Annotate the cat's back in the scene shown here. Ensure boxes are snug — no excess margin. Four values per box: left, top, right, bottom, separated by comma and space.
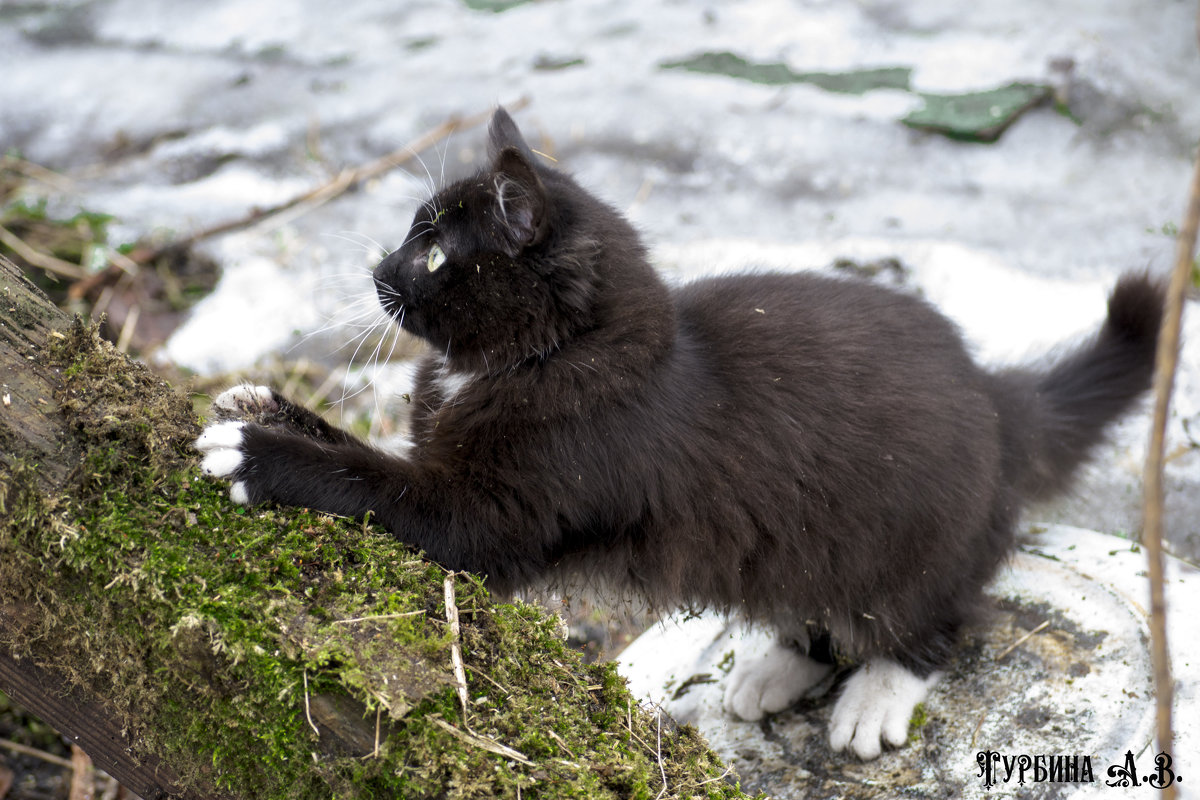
671, 270, 979, 390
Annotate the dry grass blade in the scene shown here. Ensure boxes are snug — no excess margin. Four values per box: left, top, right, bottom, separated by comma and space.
431, 718, 532, 766
331, 610, 425, 625
302, 670, 320, 737
372, 707, 381, 760
114, 304, 140, 354
654, 712, 668, 800
466, 665, 512, 697
695, 765, 735, 787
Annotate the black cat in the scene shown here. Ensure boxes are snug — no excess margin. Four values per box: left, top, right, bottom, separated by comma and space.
197, 108, 1163, 759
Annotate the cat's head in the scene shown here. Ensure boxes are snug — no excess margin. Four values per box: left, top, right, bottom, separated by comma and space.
374, 108, 607, 372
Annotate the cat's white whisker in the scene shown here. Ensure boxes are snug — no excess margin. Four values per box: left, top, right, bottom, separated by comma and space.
293, 300, 388, 345
397, 223, 435, 251
321, 231, 390, 261
402, 149, 442, 214
437, 126, 457, 190
333, 311, 393, 372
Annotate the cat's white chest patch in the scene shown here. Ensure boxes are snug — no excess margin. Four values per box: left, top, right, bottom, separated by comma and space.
430, 363, 476, 405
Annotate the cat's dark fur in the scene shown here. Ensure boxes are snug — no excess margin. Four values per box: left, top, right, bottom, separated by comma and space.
198, 108, 1163, 757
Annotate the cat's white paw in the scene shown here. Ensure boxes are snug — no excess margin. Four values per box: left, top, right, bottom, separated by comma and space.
724, 641, 832, 721
195, 420, 250, 504
212, 384, 278, 416
828, 659, 939, 759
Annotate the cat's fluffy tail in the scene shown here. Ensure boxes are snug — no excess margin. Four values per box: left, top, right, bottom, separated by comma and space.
991, 272, 1166, 502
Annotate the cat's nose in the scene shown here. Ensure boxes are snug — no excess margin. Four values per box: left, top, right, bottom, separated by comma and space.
374, 250, 407, 289
375, 250, 399, 276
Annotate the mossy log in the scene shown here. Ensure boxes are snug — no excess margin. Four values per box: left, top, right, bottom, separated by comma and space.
0, 254, 750, 800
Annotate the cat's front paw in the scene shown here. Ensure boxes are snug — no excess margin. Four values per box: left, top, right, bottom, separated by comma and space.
723, 641, 832, 721
195, 420, 253, 505
211, 384, 280, 418
828, 659, 939, 759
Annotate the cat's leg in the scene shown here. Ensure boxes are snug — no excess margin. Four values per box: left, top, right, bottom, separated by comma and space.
723, 635, 833, 721
194, 419, 536, 592
195, 419, 402, 513
209, 384, 360, 447
828, 658, 940, 759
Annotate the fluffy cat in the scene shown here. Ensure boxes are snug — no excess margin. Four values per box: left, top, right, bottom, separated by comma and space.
196, 108, 1164, 760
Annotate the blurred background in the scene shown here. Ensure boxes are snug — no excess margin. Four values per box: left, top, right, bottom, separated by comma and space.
2, 1, 1198, 796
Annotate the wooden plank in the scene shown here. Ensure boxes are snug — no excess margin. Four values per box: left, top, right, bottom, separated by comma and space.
0, 641, 205, 800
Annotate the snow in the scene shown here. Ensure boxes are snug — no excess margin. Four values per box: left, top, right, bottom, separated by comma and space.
163, 250, 323, 374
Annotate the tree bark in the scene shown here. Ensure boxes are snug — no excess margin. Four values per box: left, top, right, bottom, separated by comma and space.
0, 255, 740, 800
0, 256, 78, 494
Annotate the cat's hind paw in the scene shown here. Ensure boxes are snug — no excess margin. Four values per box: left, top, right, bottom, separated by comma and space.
723, 640, 832, 721
828, 659, 939, 759
195, 420, 251, 504
212, 384, 280, 418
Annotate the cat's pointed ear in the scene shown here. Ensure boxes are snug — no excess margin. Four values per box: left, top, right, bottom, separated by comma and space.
492, 147, 550, 253
488, 107, 537, 162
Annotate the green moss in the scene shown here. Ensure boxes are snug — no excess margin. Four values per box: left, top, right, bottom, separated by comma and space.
907, 703, 929, 745
0, 319, 754, 799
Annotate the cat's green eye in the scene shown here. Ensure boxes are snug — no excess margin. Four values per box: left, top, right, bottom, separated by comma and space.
427, 243, 447, 273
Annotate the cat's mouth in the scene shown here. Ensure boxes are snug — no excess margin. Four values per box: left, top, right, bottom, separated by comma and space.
374, 276, 407, 324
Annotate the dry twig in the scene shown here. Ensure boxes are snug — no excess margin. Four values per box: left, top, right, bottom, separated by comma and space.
52, 100, 530, 306
1138, 13, 1199, 795
0, 736, 74, 769
1140, 143, 1197, 800
138, 98, 530, 264
466, 665, 512, 697
68, 745, 95, 800
1, 153, 74, 192
0, 222, 87, 280
443, 574, 470, 718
